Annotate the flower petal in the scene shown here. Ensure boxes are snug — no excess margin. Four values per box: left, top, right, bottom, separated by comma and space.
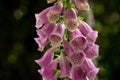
35, 7, 50, 29
59, 53, 71, 78
84, 44, 99, 59
70, 65, 87, 80
35, 47, 54, 67
49, 23, 65, 47
79, 21, 93, 36
74, 0, 90, 10
70, 29, 87, 53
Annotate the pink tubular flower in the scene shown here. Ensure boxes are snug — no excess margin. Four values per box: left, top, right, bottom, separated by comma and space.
47, 0, 56, 3
59, 53, 71, 78
63, 40, 85, 66
73, 0, 90, 10
35, 47, 54, 68
35, 7, 50, 29
79, 20, 93, 36
65, 8, 79, 31
38, 59, 58, 80
86, 31, 98, 43
81, 59, 99, 80
49, 23, 65, 47
84, 44, 99, 59
34, 38, 49, 51
47, 1, 63, 23
69, 52, 85, 66
35, 23, 55, 51
70, 29, 87, 53
70, 65, 87, 80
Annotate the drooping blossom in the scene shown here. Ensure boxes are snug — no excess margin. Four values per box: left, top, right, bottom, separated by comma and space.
49, 23, 65, 47
35, 47, 54, 68
70, 65, 87, 80
35, 23, 55, 51
69, 29, 87, 53
84, 44, 99, 59
73, 0, 90, 10
47, 1, 63, 23
38, 59, 58, 80
79, 20, 93, 36
80, 59, 99, 80
63, 40, 85, 66
65, 8, 79, 32
35, 7, 50, 29
59, 52, 71, 78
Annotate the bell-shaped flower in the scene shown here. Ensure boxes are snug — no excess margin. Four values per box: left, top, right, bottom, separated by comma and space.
63, 39, 85, 66
34, 37, 49, 51
38, 59, 58, 80
70, 65, 87, 80
79, 20, 93, 36
35, 47, 54, 68
35, 23, 55, 51
49, 23, 65, 47
69, 29, 87, 53
73, 0, 90, 10
47, 1, 63, 23
47, 0, 56, 3
86, 31, 98, 44
63, 40, 72, 56
80, 59, 99, 80
69, 51, 85, 66
65, 8, 79, 31
84, 44, 99, 59
37, 23, 55, 37
35, 7, 50, 29
59, 53, 71, 78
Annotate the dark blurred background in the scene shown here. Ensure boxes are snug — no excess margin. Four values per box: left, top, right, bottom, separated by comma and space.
0, 0, 120, 80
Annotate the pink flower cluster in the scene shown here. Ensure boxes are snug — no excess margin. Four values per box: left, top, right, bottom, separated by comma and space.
34, 0, 99, 80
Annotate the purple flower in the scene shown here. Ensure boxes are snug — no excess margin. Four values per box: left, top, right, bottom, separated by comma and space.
84, 44, 99, 59
73, 0, 90, 10
35, 7, 50, 29
34, 38, 49, 51
65, 8, 79, 31
35, 47, 54, 68
70, 29, 87, 53
81, 59, 99, 80
70, 65, 87, 80
79, 20, 93, 36
86, 31, 98, 44
59, 53, 71, 78
35, 23, 55, 51
47, 1, 63, 23
38, 59, 58, 80
49, 23, 65, 47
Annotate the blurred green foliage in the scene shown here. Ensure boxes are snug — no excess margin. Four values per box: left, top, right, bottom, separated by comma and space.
0, 0, 120, 80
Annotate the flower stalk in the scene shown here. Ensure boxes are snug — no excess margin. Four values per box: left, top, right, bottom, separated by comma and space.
34, 0, 99, 80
